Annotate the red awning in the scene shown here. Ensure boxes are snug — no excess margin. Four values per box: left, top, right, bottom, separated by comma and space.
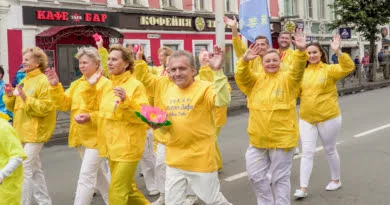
36, 26, 84, 37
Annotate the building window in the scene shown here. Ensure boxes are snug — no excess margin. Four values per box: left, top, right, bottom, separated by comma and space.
308, 0, 313, 18
194, 0, 205, 10
226, 0, 231, 12
162, 0, 175, 7
161, 40, 184, 52
192, 40, 213, 70
318, 0, 326, 19
125, 0, 143, 6
123, 39, 151, 58
284, 0, 298, 16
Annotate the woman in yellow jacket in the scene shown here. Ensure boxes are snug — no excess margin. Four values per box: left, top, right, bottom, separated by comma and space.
235, 30, 308, 205
75, 44, 150, 205
293, 35, 355, 198
45, 46, 110, 204
0, 118, 27, 205
3, 47, 56, 205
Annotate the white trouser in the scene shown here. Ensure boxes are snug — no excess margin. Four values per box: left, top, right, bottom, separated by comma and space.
165, 166, 232, 205
155, 142, 166, 193
246, 145, 294, 205
74, 147, 110, 205
22, 143, 52, 205
140, 129, 158, 192
299, 116, 342, 188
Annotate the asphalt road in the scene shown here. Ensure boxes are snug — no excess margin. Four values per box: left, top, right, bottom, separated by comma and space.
34, 87, 390, 205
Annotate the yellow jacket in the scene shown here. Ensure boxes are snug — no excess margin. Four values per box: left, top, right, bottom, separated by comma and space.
84, 71, 149, 162
163, 71, 231, 172
232, 36, 263, 73
0, 119, 27, 205
134, 60, 174, 144
98, 47, 110, 78
195, 66, 232, 127
49, 76, 110, 149
235, 50, 308, 149
150, 65, 166, 76
279, 48, 295, 72
299, 53, 355, 124
3, 69, 56, 143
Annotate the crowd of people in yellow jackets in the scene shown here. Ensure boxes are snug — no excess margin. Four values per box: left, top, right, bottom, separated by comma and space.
0, 15, 355, 205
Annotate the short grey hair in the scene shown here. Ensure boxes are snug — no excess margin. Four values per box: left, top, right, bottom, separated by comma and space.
75, 46, 101, 68
168, 50, 196, 69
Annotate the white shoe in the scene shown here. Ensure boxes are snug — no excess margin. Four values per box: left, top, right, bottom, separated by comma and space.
184, 195, 199, 205
293, 189, 307, 198
149, 190, 160, 196
325, 181, 342, 191
152, 194, 165, 205
294, 147, 300, 155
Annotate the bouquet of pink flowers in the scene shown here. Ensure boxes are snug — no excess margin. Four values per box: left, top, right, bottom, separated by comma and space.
135, 105, 172, 127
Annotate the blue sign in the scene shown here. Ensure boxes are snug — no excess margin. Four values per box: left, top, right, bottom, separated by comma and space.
339, 27, 351, 39
239, 0, 272, 45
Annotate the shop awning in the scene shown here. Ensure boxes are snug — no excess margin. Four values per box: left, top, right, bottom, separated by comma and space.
36, 26, 82, 37
36, 25, 124, 50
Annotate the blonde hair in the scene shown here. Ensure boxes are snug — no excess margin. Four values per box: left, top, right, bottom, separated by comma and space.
75, 46, 101, 70
109, 44, 135, 73
158, 46, 173, 56
22, 47, 48, 72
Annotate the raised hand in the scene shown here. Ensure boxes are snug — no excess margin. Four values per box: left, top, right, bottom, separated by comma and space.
330, 34, 342, 55
292, 28, 306, 52
74, 114, 91, 124
199, 49, 210, 67
208, 45, 224, 71
45, 67, 59, 86
113, 87, 127, 102
96, 37, 103, 49
87, 69, 103, 85
243, 44, 261, 62
223, 16, 238, 28
136, 44, 144, 61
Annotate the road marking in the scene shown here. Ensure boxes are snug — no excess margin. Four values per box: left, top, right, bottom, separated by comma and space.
353, 123, 390, 138
224, 142, 342, 182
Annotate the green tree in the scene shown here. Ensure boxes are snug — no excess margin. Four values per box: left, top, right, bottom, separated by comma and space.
329, 0, 390, 81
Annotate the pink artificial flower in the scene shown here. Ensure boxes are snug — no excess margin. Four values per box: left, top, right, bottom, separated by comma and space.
141, 105, 167, 124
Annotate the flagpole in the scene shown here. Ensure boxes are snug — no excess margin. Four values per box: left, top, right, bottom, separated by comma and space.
215, 0, 225, 50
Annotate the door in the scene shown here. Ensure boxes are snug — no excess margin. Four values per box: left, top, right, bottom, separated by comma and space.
56, 45, 86, 87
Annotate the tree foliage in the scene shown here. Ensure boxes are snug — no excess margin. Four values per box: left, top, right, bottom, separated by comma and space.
329, 0, 390, 80
329, 0, 390, 39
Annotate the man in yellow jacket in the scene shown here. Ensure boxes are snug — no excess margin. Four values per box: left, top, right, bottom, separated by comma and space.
3, 47, 56, 205
278, 31, 295, 72
134, 46, 232, 204
0, 118, 27, 205
235, 30, 308, 205
224, 16, 270, 73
